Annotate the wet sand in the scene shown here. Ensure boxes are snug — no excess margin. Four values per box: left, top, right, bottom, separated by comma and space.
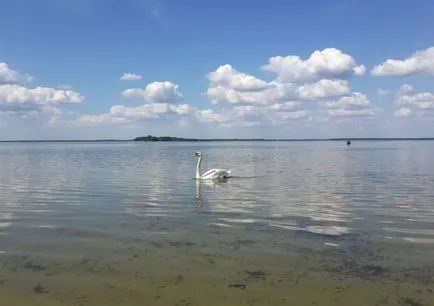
1, 216, 434, 306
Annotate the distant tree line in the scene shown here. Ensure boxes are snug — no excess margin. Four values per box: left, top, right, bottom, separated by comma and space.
133, 135, 199, 142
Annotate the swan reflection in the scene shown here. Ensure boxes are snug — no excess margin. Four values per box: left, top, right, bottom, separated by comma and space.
195, 177, 229, 208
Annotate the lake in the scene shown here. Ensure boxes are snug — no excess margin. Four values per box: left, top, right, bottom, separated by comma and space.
0, 141, 433, 305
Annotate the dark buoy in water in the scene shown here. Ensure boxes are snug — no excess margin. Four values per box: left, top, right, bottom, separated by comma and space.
346, 138, 351, 146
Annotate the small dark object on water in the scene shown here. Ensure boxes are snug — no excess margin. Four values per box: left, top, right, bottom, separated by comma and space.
347, 139, 351, 145
229, 283, 246, 290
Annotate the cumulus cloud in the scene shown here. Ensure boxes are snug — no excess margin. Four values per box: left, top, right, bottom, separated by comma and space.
0, 62, 33, 84
206, 71, 351, 105
121, 81, 183, 103
195, 109, 230, 124
320, 92, 381, 119
261, 48, 366, 83
327, 108, 378, 118
371, 47, 434, 77
395, 84, 434, 111
194, 108, 263, 128
0, 62, 84, 123
270, 110, 311, 125
78, 81, 189, 125
78, 114, 131, 125
203, 47, 369, 127
394, 107, 412, 118
206, 64, 273, 92
110, 103, 191, 118
296, 79, 350, 100
194, 103, 310, 127
0, 84, 83, 105
120, 72, 143, 81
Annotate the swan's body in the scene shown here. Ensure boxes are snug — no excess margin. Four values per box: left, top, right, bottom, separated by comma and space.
194, 152, 231, 180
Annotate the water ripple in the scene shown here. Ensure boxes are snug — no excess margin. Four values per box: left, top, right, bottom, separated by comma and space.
0, 141, 433, 255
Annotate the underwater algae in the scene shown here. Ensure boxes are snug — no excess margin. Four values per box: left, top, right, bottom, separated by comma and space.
1, 233, 434, 306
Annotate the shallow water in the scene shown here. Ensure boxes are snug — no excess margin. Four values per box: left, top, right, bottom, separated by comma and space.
0, 141, 434, 305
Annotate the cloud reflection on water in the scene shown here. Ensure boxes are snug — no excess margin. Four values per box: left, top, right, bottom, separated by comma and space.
0, 141, 434, 244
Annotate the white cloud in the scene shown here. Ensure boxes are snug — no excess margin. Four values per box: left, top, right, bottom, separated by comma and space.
194, 103, 310, 127
0, 62, 84, 125
0, 62, 33, 84
261, 48, 365, 83
194, 108, 262, 128
203, 48, 371, 129
328, 108, 378, 118
270, 110, 311, 125
269, 101, 300, 111
121, 81, 183, 103
320, 92, 381, 119
206, 72, 351, 105
206, 64, 273, 91
395, 107, 412, 118
377, 88, 390, 96
395, 84, 434, 110
78, 114, 131, 125
110, 103, 191, 118
323, 92, 370, 109
391, 84, 434, 120
371, 46, 434, 77
296, 79, 350, 100
397, 84, 414, 95
78, 81, 189, 125
195, 109, 230, 124
120, 72, 143, 81
0, 84, 83, 105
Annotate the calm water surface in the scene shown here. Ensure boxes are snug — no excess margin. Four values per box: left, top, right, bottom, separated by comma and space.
0, 141, 434, 305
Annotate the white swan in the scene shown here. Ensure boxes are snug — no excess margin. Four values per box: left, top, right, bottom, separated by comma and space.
194, 152, 231, 180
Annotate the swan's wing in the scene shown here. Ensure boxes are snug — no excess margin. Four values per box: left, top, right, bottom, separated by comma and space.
202, 168, 231, 178
201, 168, 219, 178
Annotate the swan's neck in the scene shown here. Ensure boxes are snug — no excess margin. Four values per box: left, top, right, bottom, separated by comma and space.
195, 155, 203, 179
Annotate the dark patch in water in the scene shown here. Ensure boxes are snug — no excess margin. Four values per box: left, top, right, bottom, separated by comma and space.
33, 283, 48, 294
23, 262, 46, 271
175, 275, 184, 284
237, 239, 254, 245
149, 242, 163, 248
327, 259, 389, 281
244, 270, 267, 280
220, 239, 254, 251
400, 297, 424, 306
402, 266, 434, 284
175, 298, 191, 306
229, 283, 246, 290
169, 241, 196, 248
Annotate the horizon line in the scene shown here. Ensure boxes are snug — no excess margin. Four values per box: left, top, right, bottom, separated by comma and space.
1, 137, 434, 143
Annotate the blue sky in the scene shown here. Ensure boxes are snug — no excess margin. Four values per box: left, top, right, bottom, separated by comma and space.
1, 0, 434, 140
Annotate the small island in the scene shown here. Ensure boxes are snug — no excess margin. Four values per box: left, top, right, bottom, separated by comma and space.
132, 135, 273, 142
133, 135, 199, 142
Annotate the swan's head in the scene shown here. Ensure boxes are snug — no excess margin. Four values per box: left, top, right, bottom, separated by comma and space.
193, 152, 203, 157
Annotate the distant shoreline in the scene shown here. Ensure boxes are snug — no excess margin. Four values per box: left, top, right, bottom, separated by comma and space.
1, 137, 434, 143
